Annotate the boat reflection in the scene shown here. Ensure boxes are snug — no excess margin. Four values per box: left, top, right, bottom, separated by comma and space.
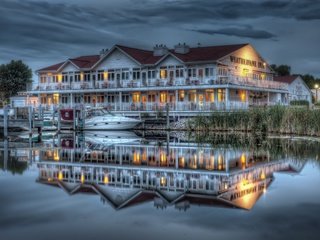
36, 132, 305, 211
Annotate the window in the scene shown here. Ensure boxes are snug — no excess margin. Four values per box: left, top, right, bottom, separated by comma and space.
188, 91, 196, 102
133, 69, 140, 80
122, 71, 129, 80
40, 76, 46, 83
40, 96, 47, 104
217, 89, 225, 102
205, 90, 214, 102
75, 72, 81, 82
107, 95, 115, 103
205, 68, 214, 77
122, 94, 130, 102
148, 70, 156, 79
178, 90, 185, 102
61, 95, 68, 104
160, 69, 167, 79
53, 94, 59, 104
132, 93, 140, 102
176, 68, 184, 78
188, 68, 196, 78
96, 95, 104, 103
84, 71, 91, 82
160, 92, 167, 103
52, 75, 58, 83
97, 70, 104, 81
74, 95, 81, 103
62, 73, 68, 83
84, 95, 91, 103
148, 93, 156, 102
108, 70, 115, 80
218, 68, 228, 76
198, 69, 203, 77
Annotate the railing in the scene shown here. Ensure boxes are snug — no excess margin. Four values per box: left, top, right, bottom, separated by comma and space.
33, 76, 288, 92
40, 101, 252, 112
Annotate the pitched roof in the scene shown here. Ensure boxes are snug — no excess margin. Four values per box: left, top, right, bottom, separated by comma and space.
37, 43, 249, 71
69, 55, 100, 69
37, 55, 100, 72
171, 43, 248, 63
116, 45, 162, 64
38, 61, 65, 72
274, 75, 299, 84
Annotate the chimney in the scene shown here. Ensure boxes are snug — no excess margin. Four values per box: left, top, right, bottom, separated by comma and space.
99, 48, 108, 58
174, 42, 190, 54
153, 44, 168, 56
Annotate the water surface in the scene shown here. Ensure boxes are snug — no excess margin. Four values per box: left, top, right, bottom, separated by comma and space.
1, 132, 320, 240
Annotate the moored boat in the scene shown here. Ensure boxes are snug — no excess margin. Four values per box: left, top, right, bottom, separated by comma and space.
60, 108, 141, 130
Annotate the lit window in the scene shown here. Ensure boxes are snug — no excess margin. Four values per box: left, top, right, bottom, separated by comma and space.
160, 69, 167, 79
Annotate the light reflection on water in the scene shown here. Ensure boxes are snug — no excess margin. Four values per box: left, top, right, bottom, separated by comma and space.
0, 131, 320, 240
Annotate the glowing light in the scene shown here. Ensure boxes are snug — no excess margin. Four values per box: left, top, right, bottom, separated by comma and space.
133, 151, 141, 164
160, 177, 166, 186
104, 175, 109, 184
241, 153, 246, 164
53, 149, 59, 161
160, 69, 167, 79
263, 187, 267, 193
179, 156, 185, 168
57, 74, 62, 82
81, 172, 85, 183
58, 171, 63, 180
103, 71, 108, 80
260, 171, 266, 180
80, 72, 84, 81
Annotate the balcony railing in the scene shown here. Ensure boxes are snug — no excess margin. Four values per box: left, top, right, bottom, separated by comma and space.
39, 101, 253, 112
33, 76, 288, 92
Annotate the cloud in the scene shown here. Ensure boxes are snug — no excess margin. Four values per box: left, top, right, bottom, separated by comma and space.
0, 0, 319, 77
192, 27, 276, 39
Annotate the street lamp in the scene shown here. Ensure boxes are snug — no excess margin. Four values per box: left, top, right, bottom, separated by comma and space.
315, 84, 319, 102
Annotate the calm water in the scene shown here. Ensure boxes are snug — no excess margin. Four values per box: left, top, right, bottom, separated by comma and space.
1, 131, 320, 240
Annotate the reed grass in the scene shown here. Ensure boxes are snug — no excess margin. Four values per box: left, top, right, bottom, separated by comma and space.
189, 106, 320, 136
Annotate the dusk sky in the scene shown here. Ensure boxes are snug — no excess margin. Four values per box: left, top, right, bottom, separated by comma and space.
1, 0, 320, 80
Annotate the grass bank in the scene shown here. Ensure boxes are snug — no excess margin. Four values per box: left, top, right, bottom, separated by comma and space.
188, 106, 320, 136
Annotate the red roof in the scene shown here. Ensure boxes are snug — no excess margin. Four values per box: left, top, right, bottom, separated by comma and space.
116, 45, 162, 64
69, 55, 100, 69
38, 61, 65, 72
37, 43, 249, 71
274, 75, 299, 84
171, 43, 248, 62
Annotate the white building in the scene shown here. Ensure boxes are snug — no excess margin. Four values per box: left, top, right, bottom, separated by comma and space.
274, 75, 312, 104
27, 43, 289, 116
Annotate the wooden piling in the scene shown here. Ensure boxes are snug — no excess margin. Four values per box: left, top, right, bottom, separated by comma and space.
166, 103, 170, 130
28, 106, 33, 136
58, 107, 61, 133
3, 106, 8, 140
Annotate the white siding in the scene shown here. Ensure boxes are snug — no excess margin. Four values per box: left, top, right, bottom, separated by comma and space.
60, 62, 78, 72
288, 77, 312, 103
94, 49, 140, 70
157, 55, 182, 67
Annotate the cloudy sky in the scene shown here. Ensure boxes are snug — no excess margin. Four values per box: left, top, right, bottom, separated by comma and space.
1, 0, 320, 79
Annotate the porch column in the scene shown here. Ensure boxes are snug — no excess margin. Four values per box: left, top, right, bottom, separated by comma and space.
267, 92, 270, 106
225, 88, 230, 110
119, 92, 122, 111
70, 93, 73, 108
175, 90, 178, 111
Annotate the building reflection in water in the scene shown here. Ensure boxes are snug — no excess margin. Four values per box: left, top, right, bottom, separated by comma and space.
36, 131, 304, 211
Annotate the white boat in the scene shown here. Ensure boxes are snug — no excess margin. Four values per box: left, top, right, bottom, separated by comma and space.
84, 131, 142, 147
84, 108, 141, 130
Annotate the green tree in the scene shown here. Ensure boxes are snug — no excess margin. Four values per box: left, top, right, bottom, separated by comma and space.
270, 64, 291, 76
0, 60, 32, 103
